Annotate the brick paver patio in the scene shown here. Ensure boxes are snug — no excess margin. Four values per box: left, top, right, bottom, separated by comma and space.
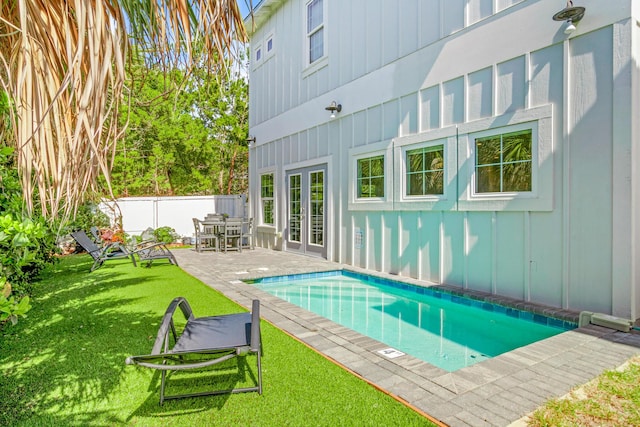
173, 248, 640, 427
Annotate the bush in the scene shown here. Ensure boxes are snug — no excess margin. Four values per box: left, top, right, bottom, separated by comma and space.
0, 278, 31, 326
153, 226, 179, 244
0, 214, 55, 295
0, 146, 57, 328
65, 201, 110, 234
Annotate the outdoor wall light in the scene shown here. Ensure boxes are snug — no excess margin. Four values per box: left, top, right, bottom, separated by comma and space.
325, 101, 342, 118
552, 1, 585, 35
246, 135, 256, 145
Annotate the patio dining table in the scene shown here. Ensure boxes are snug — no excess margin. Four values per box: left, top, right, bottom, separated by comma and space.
195, 216, 253, 253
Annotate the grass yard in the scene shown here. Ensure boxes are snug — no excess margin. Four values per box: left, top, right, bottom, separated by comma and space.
528, 356, 640, 427
0, 254, 434, 426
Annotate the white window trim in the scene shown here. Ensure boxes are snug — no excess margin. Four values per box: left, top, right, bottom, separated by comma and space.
251, 42, 263, 70
393, 134, 458, 211
264, 31, 275, 61
302, 0, 328, 77
259, 169, 277, 226
306, 168, 326, 248
457, 104, 554, 211
251, 30, 275, 71
348, 141, 394, 211
470, 123, 537, 197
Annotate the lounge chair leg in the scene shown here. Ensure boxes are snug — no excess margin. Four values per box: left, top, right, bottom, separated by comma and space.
257, 350, 262, 394
91, 260, 103, 272
159, 370, 167, 405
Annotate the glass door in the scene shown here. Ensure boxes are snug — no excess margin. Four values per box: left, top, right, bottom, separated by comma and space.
286, 164, 327, 258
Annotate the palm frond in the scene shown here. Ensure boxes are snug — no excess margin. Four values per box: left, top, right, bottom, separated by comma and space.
0, 0, 247, 226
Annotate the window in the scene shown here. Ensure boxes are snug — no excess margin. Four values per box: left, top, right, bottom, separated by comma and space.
288, 174, 301, 242
260, 173, 274, 225
309, 170, 324, 245
255, 47, 262, 62
475, 129, 532, 193
406, 145, 444, 196
267, 37, 273, 53
357, 156, 385, 198
459, 106, 552, 211
306, 0, 324, 64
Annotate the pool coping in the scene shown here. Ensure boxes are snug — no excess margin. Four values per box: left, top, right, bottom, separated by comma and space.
173, 248, 640, 427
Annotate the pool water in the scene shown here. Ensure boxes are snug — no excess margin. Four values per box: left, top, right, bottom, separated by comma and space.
250, 271, 576, 372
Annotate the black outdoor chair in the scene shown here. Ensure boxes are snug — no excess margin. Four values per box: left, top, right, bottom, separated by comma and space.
126, 297, 262, 405
89, 226, 103, 245
71, 230, 137, 271
127, 237, 179, 268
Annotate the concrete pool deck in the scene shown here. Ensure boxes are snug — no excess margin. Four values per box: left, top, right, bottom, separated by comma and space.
173, 248, 640, 427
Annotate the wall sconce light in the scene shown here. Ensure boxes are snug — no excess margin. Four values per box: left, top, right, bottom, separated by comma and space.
552, 1, 585, 35
325, 101, 342, 118
246, 135, 256, 145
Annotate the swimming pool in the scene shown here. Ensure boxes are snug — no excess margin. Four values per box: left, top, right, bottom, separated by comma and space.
249, 270, 576, 372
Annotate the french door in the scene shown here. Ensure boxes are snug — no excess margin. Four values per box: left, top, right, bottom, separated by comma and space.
285, 165, 327, 258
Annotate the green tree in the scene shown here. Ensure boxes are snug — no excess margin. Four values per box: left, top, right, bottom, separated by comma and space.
0, 0, 247, 223
110, 62, 249, 197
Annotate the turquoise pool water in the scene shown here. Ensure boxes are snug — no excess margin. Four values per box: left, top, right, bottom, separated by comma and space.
249, 270, 576, 372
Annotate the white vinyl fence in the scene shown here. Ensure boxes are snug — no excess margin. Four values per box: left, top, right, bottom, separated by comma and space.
99, 195, 247, 239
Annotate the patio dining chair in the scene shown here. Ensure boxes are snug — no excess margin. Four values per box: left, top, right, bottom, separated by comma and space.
192, 218, 221, 252
125, 297, 262, 405
71, 230, 137, 271
241, 218, 254, 250
222, 217, 244, 253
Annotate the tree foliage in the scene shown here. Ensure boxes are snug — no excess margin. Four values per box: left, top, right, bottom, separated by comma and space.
0, 0, 247, 224
109, 62, 249, 197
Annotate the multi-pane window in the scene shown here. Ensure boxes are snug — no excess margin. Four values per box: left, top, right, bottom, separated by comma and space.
475, 129, 532, 193
306, 0, 324, 64
260, 173, 274, 225
309, 171, 324, 245
406, 145, 444, 196
288, 174, 301, 242
357, 156, 385, 198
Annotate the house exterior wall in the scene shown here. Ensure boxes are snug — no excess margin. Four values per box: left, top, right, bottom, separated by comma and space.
246, 0, 640, 319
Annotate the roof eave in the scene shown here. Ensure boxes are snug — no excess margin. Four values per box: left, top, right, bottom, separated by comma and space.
243, 0, 287, 36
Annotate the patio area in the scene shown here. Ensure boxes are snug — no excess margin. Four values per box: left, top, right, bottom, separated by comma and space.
173, 248, 640, 427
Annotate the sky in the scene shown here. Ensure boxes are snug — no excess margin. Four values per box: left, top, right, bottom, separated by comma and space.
237, 0, 253, 19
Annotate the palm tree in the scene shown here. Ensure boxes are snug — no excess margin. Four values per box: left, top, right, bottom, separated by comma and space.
0, 0, 247, 225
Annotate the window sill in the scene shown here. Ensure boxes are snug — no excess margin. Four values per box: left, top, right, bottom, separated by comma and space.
256, 225, 277, 234
302, 56, 328, 79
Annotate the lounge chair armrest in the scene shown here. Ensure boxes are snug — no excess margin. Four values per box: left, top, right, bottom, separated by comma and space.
151, 297, 194, 354
126, 352, 237, 371
133, 242, 167, 253
250, 300, 261, 353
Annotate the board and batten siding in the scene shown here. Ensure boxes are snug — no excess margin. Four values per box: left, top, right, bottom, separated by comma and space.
247, 0, 640, 319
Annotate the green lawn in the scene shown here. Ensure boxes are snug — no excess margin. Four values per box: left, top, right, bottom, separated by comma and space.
0, 254, 434, 426
528, 356, 640, 426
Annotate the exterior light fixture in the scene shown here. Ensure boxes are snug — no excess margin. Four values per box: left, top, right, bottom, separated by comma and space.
325, 101, 342, 118
552, 1, 585, 35
246, 135, 256, 145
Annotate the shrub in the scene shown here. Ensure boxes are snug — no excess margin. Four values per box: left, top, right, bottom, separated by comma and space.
0, 278, 31, 326
153, 226, 179, 244
0, 146, 57, 328
66, 202, 110, 234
